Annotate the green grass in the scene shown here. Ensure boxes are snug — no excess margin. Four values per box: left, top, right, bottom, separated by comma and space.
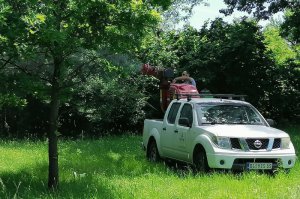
0, 125, 300, 199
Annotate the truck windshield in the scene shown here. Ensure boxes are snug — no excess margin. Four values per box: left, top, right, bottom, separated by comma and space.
196, 103, 265, 125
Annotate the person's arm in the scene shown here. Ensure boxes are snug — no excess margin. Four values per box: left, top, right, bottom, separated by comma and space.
173, 76, 189, 83
173, 76, 196, 86
190, 78, 196, 87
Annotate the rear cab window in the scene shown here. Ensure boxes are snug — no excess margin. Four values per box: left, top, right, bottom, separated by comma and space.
167, 102, 181, 124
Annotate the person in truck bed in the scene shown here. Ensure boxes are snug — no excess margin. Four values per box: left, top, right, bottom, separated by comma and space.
172, 71, 196, 87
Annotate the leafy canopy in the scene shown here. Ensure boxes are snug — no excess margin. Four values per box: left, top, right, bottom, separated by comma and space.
221, 0, 299, 19
2, 0, 165, 57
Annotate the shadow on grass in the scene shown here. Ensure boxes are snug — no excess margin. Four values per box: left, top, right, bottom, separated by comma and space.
162, 159, 195, 177
0, 136, 165, 198
0, 160, 145, 199
1, 134, 296, 198
161, 158, 287, 180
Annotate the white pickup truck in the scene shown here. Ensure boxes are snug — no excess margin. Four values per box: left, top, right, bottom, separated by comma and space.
142, 96, 296, 172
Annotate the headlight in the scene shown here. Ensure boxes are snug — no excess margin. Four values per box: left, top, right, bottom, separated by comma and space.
281, 137, 291, 149
212, 136, 231, 149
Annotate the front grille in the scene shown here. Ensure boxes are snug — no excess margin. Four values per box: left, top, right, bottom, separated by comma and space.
229, 138, 282, 151
246, 138, 269, 150
272, 138, 281, 149
230, 138, 242, 149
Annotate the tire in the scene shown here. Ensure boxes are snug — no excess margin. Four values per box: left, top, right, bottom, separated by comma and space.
193, 147, 209, 173
147, 140, 160, 162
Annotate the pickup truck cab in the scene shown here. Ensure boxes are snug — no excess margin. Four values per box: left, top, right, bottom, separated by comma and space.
142, 96, 296, 172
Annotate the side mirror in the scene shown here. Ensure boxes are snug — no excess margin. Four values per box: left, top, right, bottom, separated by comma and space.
266, 119, 275, 127
179, 117, 191, 128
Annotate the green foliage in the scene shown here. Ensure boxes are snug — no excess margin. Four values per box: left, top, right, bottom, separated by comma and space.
2, 0, 166, 53
221, 0, 299, 19
160, 0, 205, 29
139, 31, 180, 68
73, 69, 150, 134
140, 17, 299, 122
261, 62, 300, 121
0, 68, 52, 137
0, 0, 172, 139
264, 25, 296, 65
0, 0, 10, 43
280, 7, 300, 66
281, 8, 300, 44
262, 10, 300, 121
0, 94, 26, 109
222, 0, 300, 67
167, 19, 273, 97
1, 0, 299, 137
0, 72, 28, 109
0, 126, 300, 198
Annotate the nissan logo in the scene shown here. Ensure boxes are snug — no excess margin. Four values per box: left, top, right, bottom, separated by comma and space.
254, 140, 262, 149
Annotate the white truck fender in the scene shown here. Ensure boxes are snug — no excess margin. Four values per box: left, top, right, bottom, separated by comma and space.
192, 134, 215, 158
147, 128, 162, 154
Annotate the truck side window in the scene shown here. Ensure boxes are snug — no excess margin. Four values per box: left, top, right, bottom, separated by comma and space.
167, 103, 181, 124
180, 104, 193, 125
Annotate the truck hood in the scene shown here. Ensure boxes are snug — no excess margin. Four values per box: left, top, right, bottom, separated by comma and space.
200, 125, 288, 138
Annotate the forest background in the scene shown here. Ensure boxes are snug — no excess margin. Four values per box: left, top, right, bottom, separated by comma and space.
0, 0, 299, 138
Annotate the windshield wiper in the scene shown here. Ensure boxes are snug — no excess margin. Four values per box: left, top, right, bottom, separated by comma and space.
202, 121, 226, 125
225, 121, 264, 125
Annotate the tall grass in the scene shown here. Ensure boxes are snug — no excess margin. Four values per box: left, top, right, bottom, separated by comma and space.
0, 125, 299, 199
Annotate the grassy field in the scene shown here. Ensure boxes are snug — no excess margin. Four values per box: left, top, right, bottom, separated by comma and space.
0, 125, 299, 199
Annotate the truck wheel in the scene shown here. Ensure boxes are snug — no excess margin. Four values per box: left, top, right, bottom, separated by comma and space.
147, 140, 160, 162
193, 148, 209, 173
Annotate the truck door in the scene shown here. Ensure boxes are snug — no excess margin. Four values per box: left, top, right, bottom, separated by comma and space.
174, 103, 193, 161
161, 102, 181, 158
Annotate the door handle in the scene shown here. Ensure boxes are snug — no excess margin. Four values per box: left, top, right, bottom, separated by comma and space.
163, 127, 166, 131
174, 130, 178, 133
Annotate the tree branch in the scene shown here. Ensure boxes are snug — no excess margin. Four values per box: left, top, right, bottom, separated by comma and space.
0, 58, 50, 82
0, 57, 13, 70
60, 57, 99, 89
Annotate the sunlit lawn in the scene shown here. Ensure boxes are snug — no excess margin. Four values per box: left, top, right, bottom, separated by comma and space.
0, 125, 299, 199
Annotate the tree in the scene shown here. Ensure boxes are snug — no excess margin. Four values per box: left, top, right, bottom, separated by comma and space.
222, 0, 300, 55
0, 0, 170, 189
140, 18, 288, 117
179, 19, 275, 102
264, 25, 296, 65
280, 7, 300, 65
221, 0, 299, 19
222, 0, 300, 121
71, 53, 150, 135
160, 0, 206, 29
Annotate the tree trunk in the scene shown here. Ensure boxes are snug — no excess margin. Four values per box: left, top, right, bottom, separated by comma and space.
48, 57, 61, 190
